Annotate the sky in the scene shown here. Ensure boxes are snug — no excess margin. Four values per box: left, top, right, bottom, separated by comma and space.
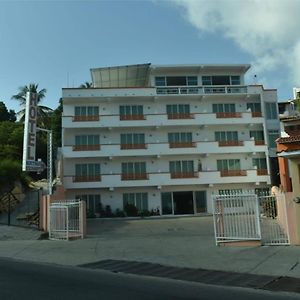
0, 0, 299, 114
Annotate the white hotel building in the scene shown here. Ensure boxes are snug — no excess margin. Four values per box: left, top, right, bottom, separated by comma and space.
61, 63, 280, 215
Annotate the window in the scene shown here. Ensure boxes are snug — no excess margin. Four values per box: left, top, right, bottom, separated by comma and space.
161, 192, 172, 215
218, 189, 243, 195
215, 131, 241, 146
231, 76, 241, 85
250, 130, 264, 145
155, 77, 166, 86
247, 102, 262, 117
187, 76, 198, 86
76, 194, 101, 215
155, 76, 198, 86
123, 193, 148, 211
120, 105, 144, 120
202, 76, 240, 86
166, 104, 192, 119
265, 102, 278, 119
168, 132, 194, 148
169, 160, 195, 178
217, 159, 245, 176
74, 106, 99, 121
74, 135, 100, 151
120, 133, 146, 149
121, 162, 147, 180
195, 191, 207, 213
253, 158, 267, 175
74, 163, 101, 182
212, 103, 235, 113
268, 130, 279, 148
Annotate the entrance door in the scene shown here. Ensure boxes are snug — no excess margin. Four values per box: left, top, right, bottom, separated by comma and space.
195, 191, 207, 213
173, 191, 194, 214
161, 192, 173, 215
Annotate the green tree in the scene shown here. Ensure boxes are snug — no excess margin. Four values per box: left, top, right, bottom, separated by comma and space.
50, 98, 62, 148
11, 83, 53, 124
79, 82, 93, 88
0, 101, 16, 122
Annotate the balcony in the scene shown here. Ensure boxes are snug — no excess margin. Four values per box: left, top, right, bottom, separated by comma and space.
167, 113, 194, 119
215, 112, 242, 118
120, 115, 145, 121
63, 139, 267, 158
63, 111, 263, 129
169, 142, 196, 148
73, 115, 99, 122
120, 143, 147, 150
251, 112, 262, 118
257, 169, 268, 176
170, 172, 199, 179
220, 170, 247, 177
254, 140, 265, 146
72, 144, 100, 151
73, 175, 101, 182
218, 141, 244, 147
121, 173, 149, 180
156, 85, 248, 95
63, 169, 270, 189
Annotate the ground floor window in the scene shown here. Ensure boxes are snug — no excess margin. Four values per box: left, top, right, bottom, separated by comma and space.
123, 193, 148, 212
75, 194, 101, 215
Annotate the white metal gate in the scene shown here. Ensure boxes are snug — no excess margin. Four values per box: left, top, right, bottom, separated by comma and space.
212, 192, 290, 246
49, 201, 84, 241
212, 193, 261, 245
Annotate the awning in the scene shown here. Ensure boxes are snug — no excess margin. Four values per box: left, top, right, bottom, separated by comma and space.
90, 63, 151, 88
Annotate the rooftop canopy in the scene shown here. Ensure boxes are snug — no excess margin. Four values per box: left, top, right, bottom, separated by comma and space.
91, 63, 151, 88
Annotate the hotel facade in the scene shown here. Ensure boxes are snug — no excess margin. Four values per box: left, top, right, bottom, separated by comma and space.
61, 64, 280, 215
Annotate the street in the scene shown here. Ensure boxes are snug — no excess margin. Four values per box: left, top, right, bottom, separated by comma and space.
0, 257, 299, 300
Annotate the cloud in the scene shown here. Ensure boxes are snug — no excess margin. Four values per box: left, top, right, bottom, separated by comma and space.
173, 0, 300, 87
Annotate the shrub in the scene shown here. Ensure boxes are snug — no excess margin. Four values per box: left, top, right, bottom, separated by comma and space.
124, 204, 138, 217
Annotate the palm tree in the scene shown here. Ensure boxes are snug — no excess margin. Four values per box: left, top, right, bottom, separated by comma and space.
79, 82, 93, 88
11, 83, 53, 124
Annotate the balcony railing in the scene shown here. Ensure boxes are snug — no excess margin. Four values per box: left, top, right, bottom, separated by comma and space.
120, 143, 147, 150
254, 140, 265, 146
120, 114, 145, 121
218, 141, 244, 147
257, 169, 268, 176
170, 172, 199, 179
220, 170, 247, 177
72, 144, 100, 151
251, 111, 262, 118
73, 175, 101, 182
167, 113, 195, 119
121, 173, 149, 180
156, 85, 248, 95
216, 112, 242, 118
169, 142, 196, 148
72, 115, 99, 122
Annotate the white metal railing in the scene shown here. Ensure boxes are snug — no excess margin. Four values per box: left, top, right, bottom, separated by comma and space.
156, 85, 247, 95
49, 201, 84, 241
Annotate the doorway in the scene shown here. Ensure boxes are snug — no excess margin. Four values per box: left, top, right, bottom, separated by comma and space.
173, 191, 194, 214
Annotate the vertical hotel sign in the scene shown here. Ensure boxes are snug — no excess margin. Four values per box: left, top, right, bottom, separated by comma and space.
22, 92, 37, 171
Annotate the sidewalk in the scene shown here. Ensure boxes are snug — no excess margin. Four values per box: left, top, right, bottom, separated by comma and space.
0, 217, 300, 279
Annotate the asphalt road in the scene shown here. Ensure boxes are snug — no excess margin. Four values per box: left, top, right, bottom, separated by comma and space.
0, 258, 299, 300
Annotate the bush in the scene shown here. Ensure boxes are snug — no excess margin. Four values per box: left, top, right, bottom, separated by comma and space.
124, 204, 138, 217
115, 209, 126, 217
138, 210, 151, 217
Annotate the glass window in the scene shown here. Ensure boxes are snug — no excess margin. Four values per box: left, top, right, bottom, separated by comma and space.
120, 105, 143, 116
265, 102, 278, 119
231, 76, 240, 85
253, 158, 267, 169
268, 130, 279, 148
123, 193, 148, 211
215, 131, 238, 141
213, 103, 235, 113
247, 102, 261, 112
195, 191, 207, 213
202, 76, 212, 85
155, 77, 166, 86
187, 76, 198, 86
161, 192, 172, 215
212, 76, 230, 85
166, 76, 187, 86
217, 159, 240, 170
250, 130, 264, 141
